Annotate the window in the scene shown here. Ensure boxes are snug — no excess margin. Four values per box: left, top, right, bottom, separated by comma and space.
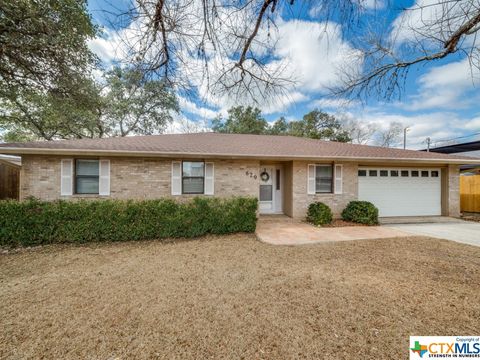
380, 170, 388, 177
182, 161, 204, 194
401, 170, 409, 177
276, 169, 281, 190
431, 170, 439, 177
390, 170, 399, 177
369, 170, 378, 177
75, 159, 99, 194
411, 170, 419, 177
358, 170, 367, 177
260, 185, 272, 201
316, 165, 333, 193
421, 170, 429, 177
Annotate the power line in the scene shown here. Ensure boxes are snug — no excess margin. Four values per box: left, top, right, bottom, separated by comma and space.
434, 131, 480, 145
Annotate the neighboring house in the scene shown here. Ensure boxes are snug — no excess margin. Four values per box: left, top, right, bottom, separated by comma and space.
425, 140, 480, 213
0, 155, 21, 200
424, 140, 480, 175
0, 133, 477, 218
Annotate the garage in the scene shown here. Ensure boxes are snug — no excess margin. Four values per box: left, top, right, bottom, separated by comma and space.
358, 167, 442, 217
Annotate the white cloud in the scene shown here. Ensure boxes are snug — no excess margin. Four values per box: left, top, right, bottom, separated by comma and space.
309, 0, 383, 17
356, 0, 384, 10
196, 20, 360, 113
390, 0, 478, 46
165, 114, 210, 134
178, 97, 218, 119
311, 97, 359, 110
262, 91, 309, 115
88, 11, 360, 116
464, 117, 480, 131
353, 110, 473, 149
406, 58, 479, 111
274, 20, 361, 92
88, 28, 128, 64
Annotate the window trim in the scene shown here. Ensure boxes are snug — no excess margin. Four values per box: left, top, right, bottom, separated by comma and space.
181, 160, 205, 195
315, 164, 334, 194
74, 159, 100, 195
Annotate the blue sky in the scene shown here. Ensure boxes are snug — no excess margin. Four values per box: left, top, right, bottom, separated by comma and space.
87, 0, 480, 149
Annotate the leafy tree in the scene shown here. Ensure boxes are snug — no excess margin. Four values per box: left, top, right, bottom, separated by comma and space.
0, 0, 97, 97
212, 106, 268, 135
102, 67, 179, 137
0, 67, 179, 141
0, 0, 102, 141
269, 117, 289, 135
213, 107, 351, 142
0, 77, 103, 140
288, 110, 351, 142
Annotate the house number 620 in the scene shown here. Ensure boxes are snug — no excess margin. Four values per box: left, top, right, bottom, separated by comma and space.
245, 171, 257, 179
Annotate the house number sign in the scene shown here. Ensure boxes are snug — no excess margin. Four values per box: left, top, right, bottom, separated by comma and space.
245, 171, 257, 179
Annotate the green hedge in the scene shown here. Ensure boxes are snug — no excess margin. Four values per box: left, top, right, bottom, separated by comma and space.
0, 197, 258, 247
341, 201, 379, 225
306, 201, 333, 226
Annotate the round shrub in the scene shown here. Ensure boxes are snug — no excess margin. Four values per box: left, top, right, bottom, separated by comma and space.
307, 202, 333, 226
341, 201, 379, 225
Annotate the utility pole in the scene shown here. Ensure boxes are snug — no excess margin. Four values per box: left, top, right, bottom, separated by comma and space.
403, 127, 410, 149
426, 137, 431, 152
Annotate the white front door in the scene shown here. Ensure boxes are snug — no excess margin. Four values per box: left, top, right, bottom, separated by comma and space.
259, 166, 283, 214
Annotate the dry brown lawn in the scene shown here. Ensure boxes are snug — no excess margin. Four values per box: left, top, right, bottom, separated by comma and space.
1, 235, 480, 359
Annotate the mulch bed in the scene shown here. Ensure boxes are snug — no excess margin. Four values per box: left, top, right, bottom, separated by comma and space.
321, 219, 370, 227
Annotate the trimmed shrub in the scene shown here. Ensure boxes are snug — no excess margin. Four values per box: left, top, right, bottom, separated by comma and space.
341, 201, 379, 225
0, 197, 258, 247
306, 201, 333, 226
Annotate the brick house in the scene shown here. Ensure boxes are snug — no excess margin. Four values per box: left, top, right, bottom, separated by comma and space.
0, 133, 477, 218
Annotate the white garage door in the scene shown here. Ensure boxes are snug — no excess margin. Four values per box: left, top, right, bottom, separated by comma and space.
358, 168, 442, 217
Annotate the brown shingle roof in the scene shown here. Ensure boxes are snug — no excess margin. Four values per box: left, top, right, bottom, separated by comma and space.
0, 133, 476, 163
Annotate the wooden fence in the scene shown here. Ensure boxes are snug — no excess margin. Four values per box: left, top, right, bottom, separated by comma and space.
460, 175, 480, 213
0, 162, 20, 200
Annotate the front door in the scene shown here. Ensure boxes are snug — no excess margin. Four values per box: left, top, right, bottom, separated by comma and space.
259, 166, 282, 214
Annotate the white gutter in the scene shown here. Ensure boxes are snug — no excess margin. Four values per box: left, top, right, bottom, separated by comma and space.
0, 147, 478, 164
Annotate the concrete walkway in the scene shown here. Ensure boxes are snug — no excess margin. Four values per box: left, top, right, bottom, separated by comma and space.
387, 221, 480, 247
256, 215, 410, 245
379, 216, 463, 225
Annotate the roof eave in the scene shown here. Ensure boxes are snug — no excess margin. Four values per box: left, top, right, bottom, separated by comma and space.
0, 147, 477, 164
0, 158, 21, 168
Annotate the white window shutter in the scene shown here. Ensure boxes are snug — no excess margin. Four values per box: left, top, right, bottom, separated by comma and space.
334, 164, 343, 194
60, 159, 73, 196
307, 164, 316, 195
171, 161, 182, 195
99, 160, 111, 196
204, 162, 214, 195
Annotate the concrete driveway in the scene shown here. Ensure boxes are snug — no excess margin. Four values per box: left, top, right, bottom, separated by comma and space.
386, 221, 480, 247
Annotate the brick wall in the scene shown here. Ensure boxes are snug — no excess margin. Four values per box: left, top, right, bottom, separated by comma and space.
447, 164, 460, 217
20, 155, 260, 201
19, 155, 461, 219
291, 161, 358, 219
